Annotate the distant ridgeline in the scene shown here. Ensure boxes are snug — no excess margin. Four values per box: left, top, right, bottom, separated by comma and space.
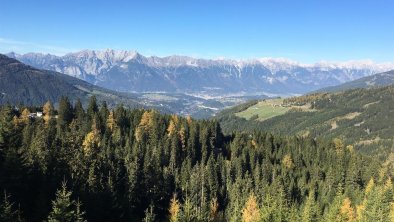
0, 54, 142, 109
217, 85, 394, 162
0, 96, 393, 221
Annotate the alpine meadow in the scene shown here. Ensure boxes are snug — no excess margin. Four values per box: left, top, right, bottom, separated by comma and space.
1, 1, 394, 222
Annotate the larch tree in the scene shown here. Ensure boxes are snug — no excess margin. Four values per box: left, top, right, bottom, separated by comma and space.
339, 197, 355, 222
242, 194, 260, 222
169, 194, 180, 222
20, 108, 30, 124
106, 111, 116, 132
43, 101, 54, 126
135, 110, 155, 142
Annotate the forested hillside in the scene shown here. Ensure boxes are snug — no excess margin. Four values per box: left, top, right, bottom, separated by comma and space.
1, 96, 393, 221
217, 86, 394, 162
0, 54, 141, 108
316, 70, 394, 93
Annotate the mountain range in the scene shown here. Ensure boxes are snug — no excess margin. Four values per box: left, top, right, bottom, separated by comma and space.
7, 49, 394, 96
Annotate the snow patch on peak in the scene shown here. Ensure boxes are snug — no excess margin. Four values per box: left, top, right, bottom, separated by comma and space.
65, 49, 139, 63
313, 60, 394, 73
256, 57, 300, 74
258, 57, 300, 66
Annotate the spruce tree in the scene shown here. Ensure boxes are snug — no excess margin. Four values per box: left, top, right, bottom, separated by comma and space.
47, 182, 85, 222
143, 204, 156, 222
0, 191, 23, 222
57, 96, 73, 131
87, 96, 98, 120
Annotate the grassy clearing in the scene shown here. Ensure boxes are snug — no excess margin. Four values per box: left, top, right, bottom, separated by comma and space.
235, 98, 314, 121
235, 99, 289, 121
141, 93, 178, 101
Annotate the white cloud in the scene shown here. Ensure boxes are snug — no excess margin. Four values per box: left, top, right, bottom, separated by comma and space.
0, 37, 78, 55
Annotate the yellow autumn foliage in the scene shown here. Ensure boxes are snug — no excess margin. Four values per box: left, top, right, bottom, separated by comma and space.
168, 195, 180, 222
385, 178, 393, 191
251, 140, 257, 149
333, 138, 344, 154
12, 115, 19, 126
356, 202, 366, 222
186, 115, 192, 125
43, 101, 53, 125
346, 145, 354, 153
340, 198, 355, 222
179, 126, 186, 150
135, 110, 156, 141
82, 119, 101, 156
13, 108, 31, 126
107, 111, 115, 131
282, 154, 294, 169
209, 197, 219, 221
365, 178, 375, 195
242, 194, 260, 222
167, 120, 176, 136
21, 108, 30, 123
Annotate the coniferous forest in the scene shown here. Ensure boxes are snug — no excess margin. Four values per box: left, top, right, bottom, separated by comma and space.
0, 96, 393, 222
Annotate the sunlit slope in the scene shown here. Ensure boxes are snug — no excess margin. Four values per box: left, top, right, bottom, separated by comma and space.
235, 98, 314, 121
217, 86, 394, 161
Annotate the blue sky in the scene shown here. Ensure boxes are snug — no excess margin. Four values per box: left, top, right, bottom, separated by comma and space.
0, 0, 393, 63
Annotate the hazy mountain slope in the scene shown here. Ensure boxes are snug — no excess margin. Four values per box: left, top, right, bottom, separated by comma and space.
0, 54, 267, 118
316, 70, 394, 93
217, 86, 394, 160
8, 50, 394, 96
0, 54, 141, 107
